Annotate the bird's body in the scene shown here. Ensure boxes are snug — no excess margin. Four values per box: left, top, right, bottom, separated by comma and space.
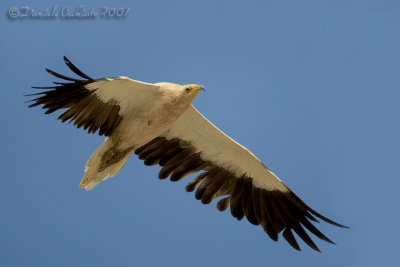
81, 79, 194, 189
28, 57, 347, 251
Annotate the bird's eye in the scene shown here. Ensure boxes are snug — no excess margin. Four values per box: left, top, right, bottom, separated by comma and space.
185, 88, 190, 92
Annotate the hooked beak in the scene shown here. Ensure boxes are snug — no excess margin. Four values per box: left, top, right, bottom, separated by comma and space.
198, 85, 205, 92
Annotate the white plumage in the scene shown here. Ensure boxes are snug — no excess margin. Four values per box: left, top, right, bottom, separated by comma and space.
85, 77, 161, 115
164, 106, 288, 192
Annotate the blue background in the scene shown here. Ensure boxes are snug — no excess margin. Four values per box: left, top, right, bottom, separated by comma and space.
1, 0, 399, 266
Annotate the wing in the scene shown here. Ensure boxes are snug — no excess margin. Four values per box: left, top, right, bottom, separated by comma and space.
27, 56, 161, 136
135, 105, 347, 251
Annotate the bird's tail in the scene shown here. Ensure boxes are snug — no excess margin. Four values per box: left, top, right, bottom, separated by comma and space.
79, 138, 132, 190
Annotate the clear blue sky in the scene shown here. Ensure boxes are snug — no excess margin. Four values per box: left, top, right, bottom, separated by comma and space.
1, 0, 399, 266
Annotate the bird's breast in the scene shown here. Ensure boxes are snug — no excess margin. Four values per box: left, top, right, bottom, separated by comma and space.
110, 103, 189, 150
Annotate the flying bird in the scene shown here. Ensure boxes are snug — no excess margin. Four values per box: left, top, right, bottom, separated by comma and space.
28, 57, 347, 251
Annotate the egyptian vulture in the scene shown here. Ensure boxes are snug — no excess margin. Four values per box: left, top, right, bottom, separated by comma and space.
28, 57, 347, 251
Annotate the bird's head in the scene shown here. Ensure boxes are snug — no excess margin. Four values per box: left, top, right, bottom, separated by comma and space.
181, 84, 205, 105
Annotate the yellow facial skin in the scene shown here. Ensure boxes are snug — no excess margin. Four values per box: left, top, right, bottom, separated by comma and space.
182, 84, 205, 105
